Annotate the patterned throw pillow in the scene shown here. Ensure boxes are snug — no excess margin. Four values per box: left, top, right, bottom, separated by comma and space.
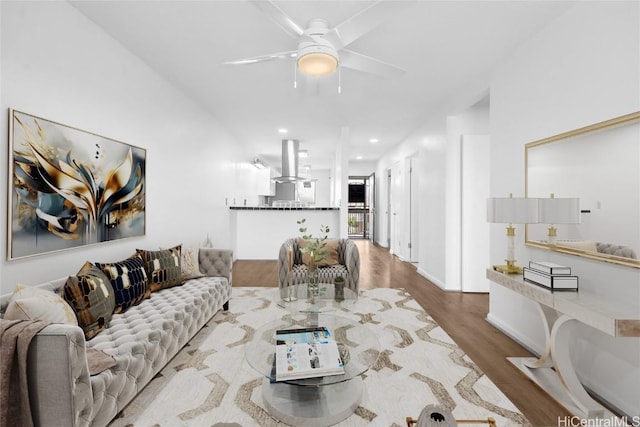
96, 255, 148, 314
137, 245, 182, 292
64, 261, 116, 340
181, 247, 204, 281
3, 284, 78, 325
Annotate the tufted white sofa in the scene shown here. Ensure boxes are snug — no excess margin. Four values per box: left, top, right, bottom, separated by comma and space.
596, 242, 637, 259
0, 248, 232, 427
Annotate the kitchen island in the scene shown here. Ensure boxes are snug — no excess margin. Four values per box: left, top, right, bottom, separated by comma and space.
229, 206, 340, 259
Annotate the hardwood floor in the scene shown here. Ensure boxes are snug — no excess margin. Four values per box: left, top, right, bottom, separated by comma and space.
232, 240, 570, 426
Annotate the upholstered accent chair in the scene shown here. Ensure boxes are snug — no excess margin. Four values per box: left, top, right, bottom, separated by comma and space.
278, 238, 360, 294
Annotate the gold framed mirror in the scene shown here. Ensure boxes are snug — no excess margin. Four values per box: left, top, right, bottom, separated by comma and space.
525, 111, 640, 269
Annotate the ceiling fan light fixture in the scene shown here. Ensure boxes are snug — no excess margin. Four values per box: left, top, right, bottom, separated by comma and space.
297, 45, 338, 77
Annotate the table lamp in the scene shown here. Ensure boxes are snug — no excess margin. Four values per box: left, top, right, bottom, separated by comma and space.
487, 194, 539, 274
538, 194, 580, 245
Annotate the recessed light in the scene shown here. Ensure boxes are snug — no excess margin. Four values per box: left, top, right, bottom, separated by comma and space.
356, 155, 363, 160
369, 138, 378, 143
278, 128, 288, 134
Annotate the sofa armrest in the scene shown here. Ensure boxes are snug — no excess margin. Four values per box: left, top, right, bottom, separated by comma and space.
278, 240, 295, 288
344, 240, 360, 293
28, 324, 93, 427
199, 248, 233, 282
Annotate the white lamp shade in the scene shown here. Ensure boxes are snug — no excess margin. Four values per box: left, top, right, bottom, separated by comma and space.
487, 197, 539, 224
538, 197, 580, 224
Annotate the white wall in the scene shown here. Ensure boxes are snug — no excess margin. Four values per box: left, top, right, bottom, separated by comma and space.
0, 2, 245, 294
348, 161, 376, 177
461, 134, 491, 292
489, 2, 640, 417
310, 169, 332, 207
444, 102, 491, 290
415, 125, 448, 287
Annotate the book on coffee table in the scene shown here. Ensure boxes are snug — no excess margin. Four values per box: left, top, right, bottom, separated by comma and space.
272, 326, 345, 382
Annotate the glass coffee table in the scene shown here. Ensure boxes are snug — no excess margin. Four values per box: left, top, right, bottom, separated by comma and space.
278, 282, 358, 314
245, 313, 380, 426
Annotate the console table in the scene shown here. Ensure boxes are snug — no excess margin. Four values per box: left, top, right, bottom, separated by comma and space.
486, 268, 640, 419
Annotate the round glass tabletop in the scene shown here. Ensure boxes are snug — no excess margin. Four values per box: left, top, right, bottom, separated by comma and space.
244, 313, 380, 387
277, 282, 358, 314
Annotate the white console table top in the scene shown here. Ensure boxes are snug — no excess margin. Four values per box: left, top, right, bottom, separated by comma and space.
486, 268, 640, 337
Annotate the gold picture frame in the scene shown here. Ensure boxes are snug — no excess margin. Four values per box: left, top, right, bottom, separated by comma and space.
525, 111, 640, 269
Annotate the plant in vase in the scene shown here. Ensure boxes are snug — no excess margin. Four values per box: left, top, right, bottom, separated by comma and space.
297, 218, 330, 296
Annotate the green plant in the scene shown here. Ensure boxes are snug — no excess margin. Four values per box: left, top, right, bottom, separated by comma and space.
297, 218, 330, 266
348, 215, 357, 227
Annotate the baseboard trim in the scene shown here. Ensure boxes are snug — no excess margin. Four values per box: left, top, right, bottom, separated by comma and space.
485, 313, 541, 356
416, 268, 447, 290
374, 239, 388, 248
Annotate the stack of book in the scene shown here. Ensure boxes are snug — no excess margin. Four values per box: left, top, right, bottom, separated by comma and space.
271, 326, 345, 382
523, 261, 578, 291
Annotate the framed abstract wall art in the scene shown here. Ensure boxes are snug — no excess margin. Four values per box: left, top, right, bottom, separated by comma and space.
8, 109, 146, 260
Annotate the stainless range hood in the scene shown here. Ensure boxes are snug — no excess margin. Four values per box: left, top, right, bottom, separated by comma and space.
273, 139, 302, 182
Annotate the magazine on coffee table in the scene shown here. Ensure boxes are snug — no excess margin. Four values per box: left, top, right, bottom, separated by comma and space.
272, 326, 345, 382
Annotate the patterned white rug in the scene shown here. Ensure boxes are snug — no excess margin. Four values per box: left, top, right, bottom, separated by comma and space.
108, 287, 529, 427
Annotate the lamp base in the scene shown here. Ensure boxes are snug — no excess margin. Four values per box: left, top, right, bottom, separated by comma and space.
493, 260, 523, 275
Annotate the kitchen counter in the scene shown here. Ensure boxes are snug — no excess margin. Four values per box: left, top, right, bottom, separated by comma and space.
229, 208, 340, 260
229, 206, 339, 211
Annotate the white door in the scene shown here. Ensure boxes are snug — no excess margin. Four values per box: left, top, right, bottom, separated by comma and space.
386, 169, 392, 248
409, 155, 419, 262
367, 173, 376, 243
391, 161, 403, 257
461, 135, 491, 292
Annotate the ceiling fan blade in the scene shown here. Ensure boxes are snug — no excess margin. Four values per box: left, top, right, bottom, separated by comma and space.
340, 49, 406, 78
224, 50, 297, 65
250, 0, 304, 38
324, 0, 416, 50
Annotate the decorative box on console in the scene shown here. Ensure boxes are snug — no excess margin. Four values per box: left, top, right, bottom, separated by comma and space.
528, 261, 572, 275
523, 261, 578, 292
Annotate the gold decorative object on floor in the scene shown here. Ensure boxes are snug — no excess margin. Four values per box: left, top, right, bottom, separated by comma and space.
406, 404, 497, 427
406, 418, 497, 427
406, 417, 497, 427
406, 419, 497, 427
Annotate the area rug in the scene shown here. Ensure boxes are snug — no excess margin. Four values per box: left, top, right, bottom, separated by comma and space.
108, 287, 529, 427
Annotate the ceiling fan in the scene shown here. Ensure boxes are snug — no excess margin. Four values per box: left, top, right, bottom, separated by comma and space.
225, 0, 414, 84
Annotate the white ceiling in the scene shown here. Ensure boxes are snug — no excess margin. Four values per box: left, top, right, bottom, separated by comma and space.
70, 0, 573, 171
